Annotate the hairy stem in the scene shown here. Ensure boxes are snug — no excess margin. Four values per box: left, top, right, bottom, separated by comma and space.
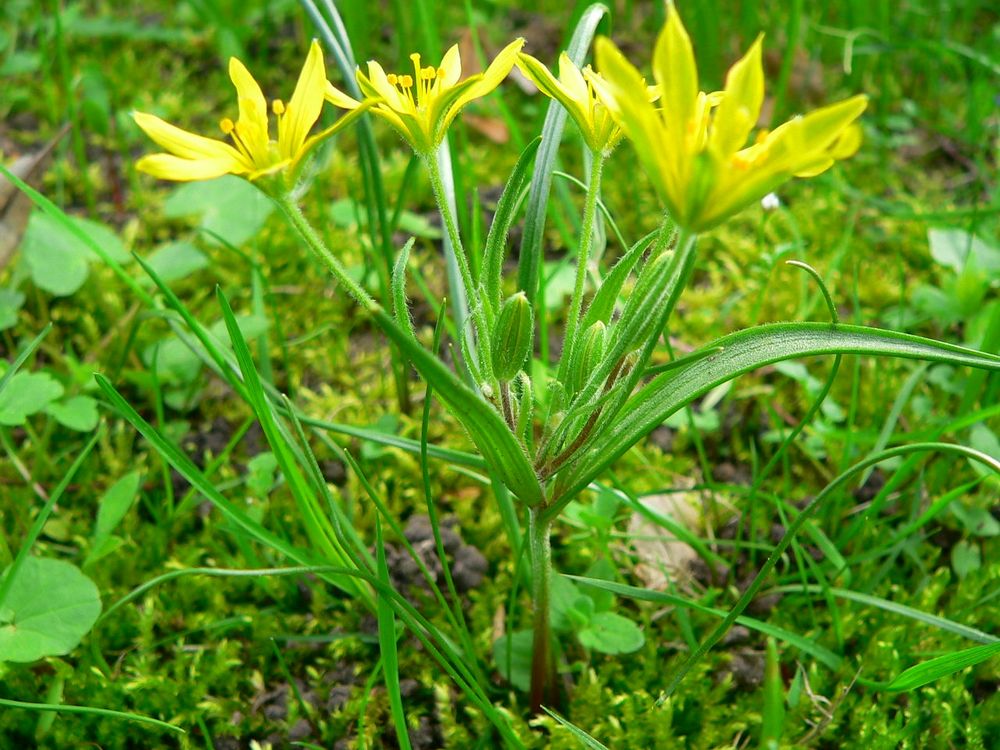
424, 149, 492, 374
276, 193, 378, 312
528, 506, 556, 713
556, 154, 605, 383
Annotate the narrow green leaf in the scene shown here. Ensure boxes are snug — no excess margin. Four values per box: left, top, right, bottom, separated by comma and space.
562, 322, 1000, 500
884, 641, 1000, 692
541, 707, 610, 749
567, 576, 842, 669
375, 520, 412, 750
372, 308, 543, 505
391, 238, 416, 338
482, 137, 541, 313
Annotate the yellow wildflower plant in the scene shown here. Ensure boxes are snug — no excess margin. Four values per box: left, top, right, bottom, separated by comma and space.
590, 4, 868, 232
327, 39, 524, 155
133, 40, 366, 185
516, 51, 657, 155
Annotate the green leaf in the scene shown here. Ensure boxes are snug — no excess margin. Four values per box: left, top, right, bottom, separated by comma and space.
0, 288, 25, 331
162, 176, 273, 247
569, 575, 843, 669
246, 452, 278, 497
950, 540, 981, 579
493, 629, 533, 692
577, 611, 645, 654
967, 423, 1000, 481
541, 707, 610, 749
884, 641, 1000, 692
142, 241, 209, 284
481, 137, 540, 312
0, 557, 101, 662
560, 322, 1000, 501
85, 470, 142, 568
928, 228, 1000, 275
0, 371, 64, 425
21, 211, 129, 296
45, 395, 99, 432
372, 308, 543, 505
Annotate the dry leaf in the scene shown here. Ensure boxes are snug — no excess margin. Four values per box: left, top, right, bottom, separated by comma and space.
628, 480, 706, 591
0, 124, 69, 271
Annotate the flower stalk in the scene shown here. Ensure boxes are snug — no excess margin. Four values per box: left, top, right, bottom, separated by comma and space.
528, 506, 556, 712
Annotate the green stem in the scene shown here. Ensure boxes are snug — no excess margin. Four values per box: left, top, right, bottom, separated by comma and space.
556, 154, 605, 383
276, 193, 378, 313
424, 148, 488, 363
528, 506, 556, 713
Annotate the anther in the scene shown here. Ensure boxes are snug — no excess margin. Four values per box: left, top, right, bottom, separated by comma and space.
272, 99, 285, 115
219, 117, 235, 134
400, 74, 413, 88
387, 73, 398, 85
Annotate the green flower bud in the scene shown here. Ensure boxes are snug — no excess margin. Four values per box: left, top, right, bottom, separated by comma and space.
567, 320, 607, 394
491, 292, 534, 381
614, 250, 673, 352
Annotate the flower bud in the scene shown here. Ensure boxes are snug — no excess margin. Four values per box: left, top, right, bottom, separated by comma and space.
491, 292, 534, 381
614, 251, 673, 352
566, 321, 607, 394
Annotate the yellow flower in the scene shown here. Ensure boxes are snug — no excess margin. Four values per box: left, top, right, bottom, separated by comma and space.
327, 39, 524, 155
591, 5, 868, 232
133, 40, 365, 184
516, 51, 656, 155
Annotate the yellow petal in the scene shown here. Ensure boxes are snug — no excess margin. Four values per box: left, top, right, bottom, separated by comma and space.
829, 122, 863, 160
797, 94, 868, 153
593, 37, 679, 213
445, 38, 524, 124
136, 153, 246, 181
228, 57, 269, 157
438, 44, 462, 88
652, 3, 698, 142
557, 52, 589, 106
279, 40, 328, 159
132, 111, 249, 166
711, 34, 764, 154
325, 81, 362, 110
360, 60, 405, 110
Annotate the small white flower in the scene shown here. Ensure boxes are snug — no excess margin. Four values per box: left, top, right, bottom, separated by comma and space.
761, 192, 781, 211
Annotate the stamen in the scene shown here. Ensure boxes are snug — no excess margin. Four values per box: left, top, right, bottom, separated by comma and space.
219, 117, 235, 134
272, 99, 285, 115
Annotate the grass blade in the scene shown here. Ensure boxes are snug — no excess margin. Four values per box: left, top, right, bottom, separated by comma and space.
884, 641, 1000, 692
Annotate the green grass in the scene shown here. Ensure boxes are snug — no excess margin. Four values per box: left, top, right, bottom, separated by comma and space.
1, 0, 998, 747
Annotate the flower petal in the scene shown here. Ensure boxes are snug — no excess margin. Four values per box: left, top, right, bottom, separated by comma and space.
325, 81, 363, 110
557, 52, 589, 105
711, 34, 764, 154
360, 60, 405, 111
443, 38, 524, 127
652, 3, 698, 142
136, 153, 246, 181
438, 44, 462, 88
132, 111, 248, 165
592, 37, 679, 213
279, 40, 328, 159
517, 52, 592, 145
228, 57, 269, 158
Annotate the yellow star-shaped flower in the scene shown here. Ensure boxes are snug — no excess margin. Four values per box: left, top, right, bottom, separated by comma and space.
133, 40, 366, 185
516, 51, 656, 155
590, 4, 868, 232
326, 40, 524, 155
